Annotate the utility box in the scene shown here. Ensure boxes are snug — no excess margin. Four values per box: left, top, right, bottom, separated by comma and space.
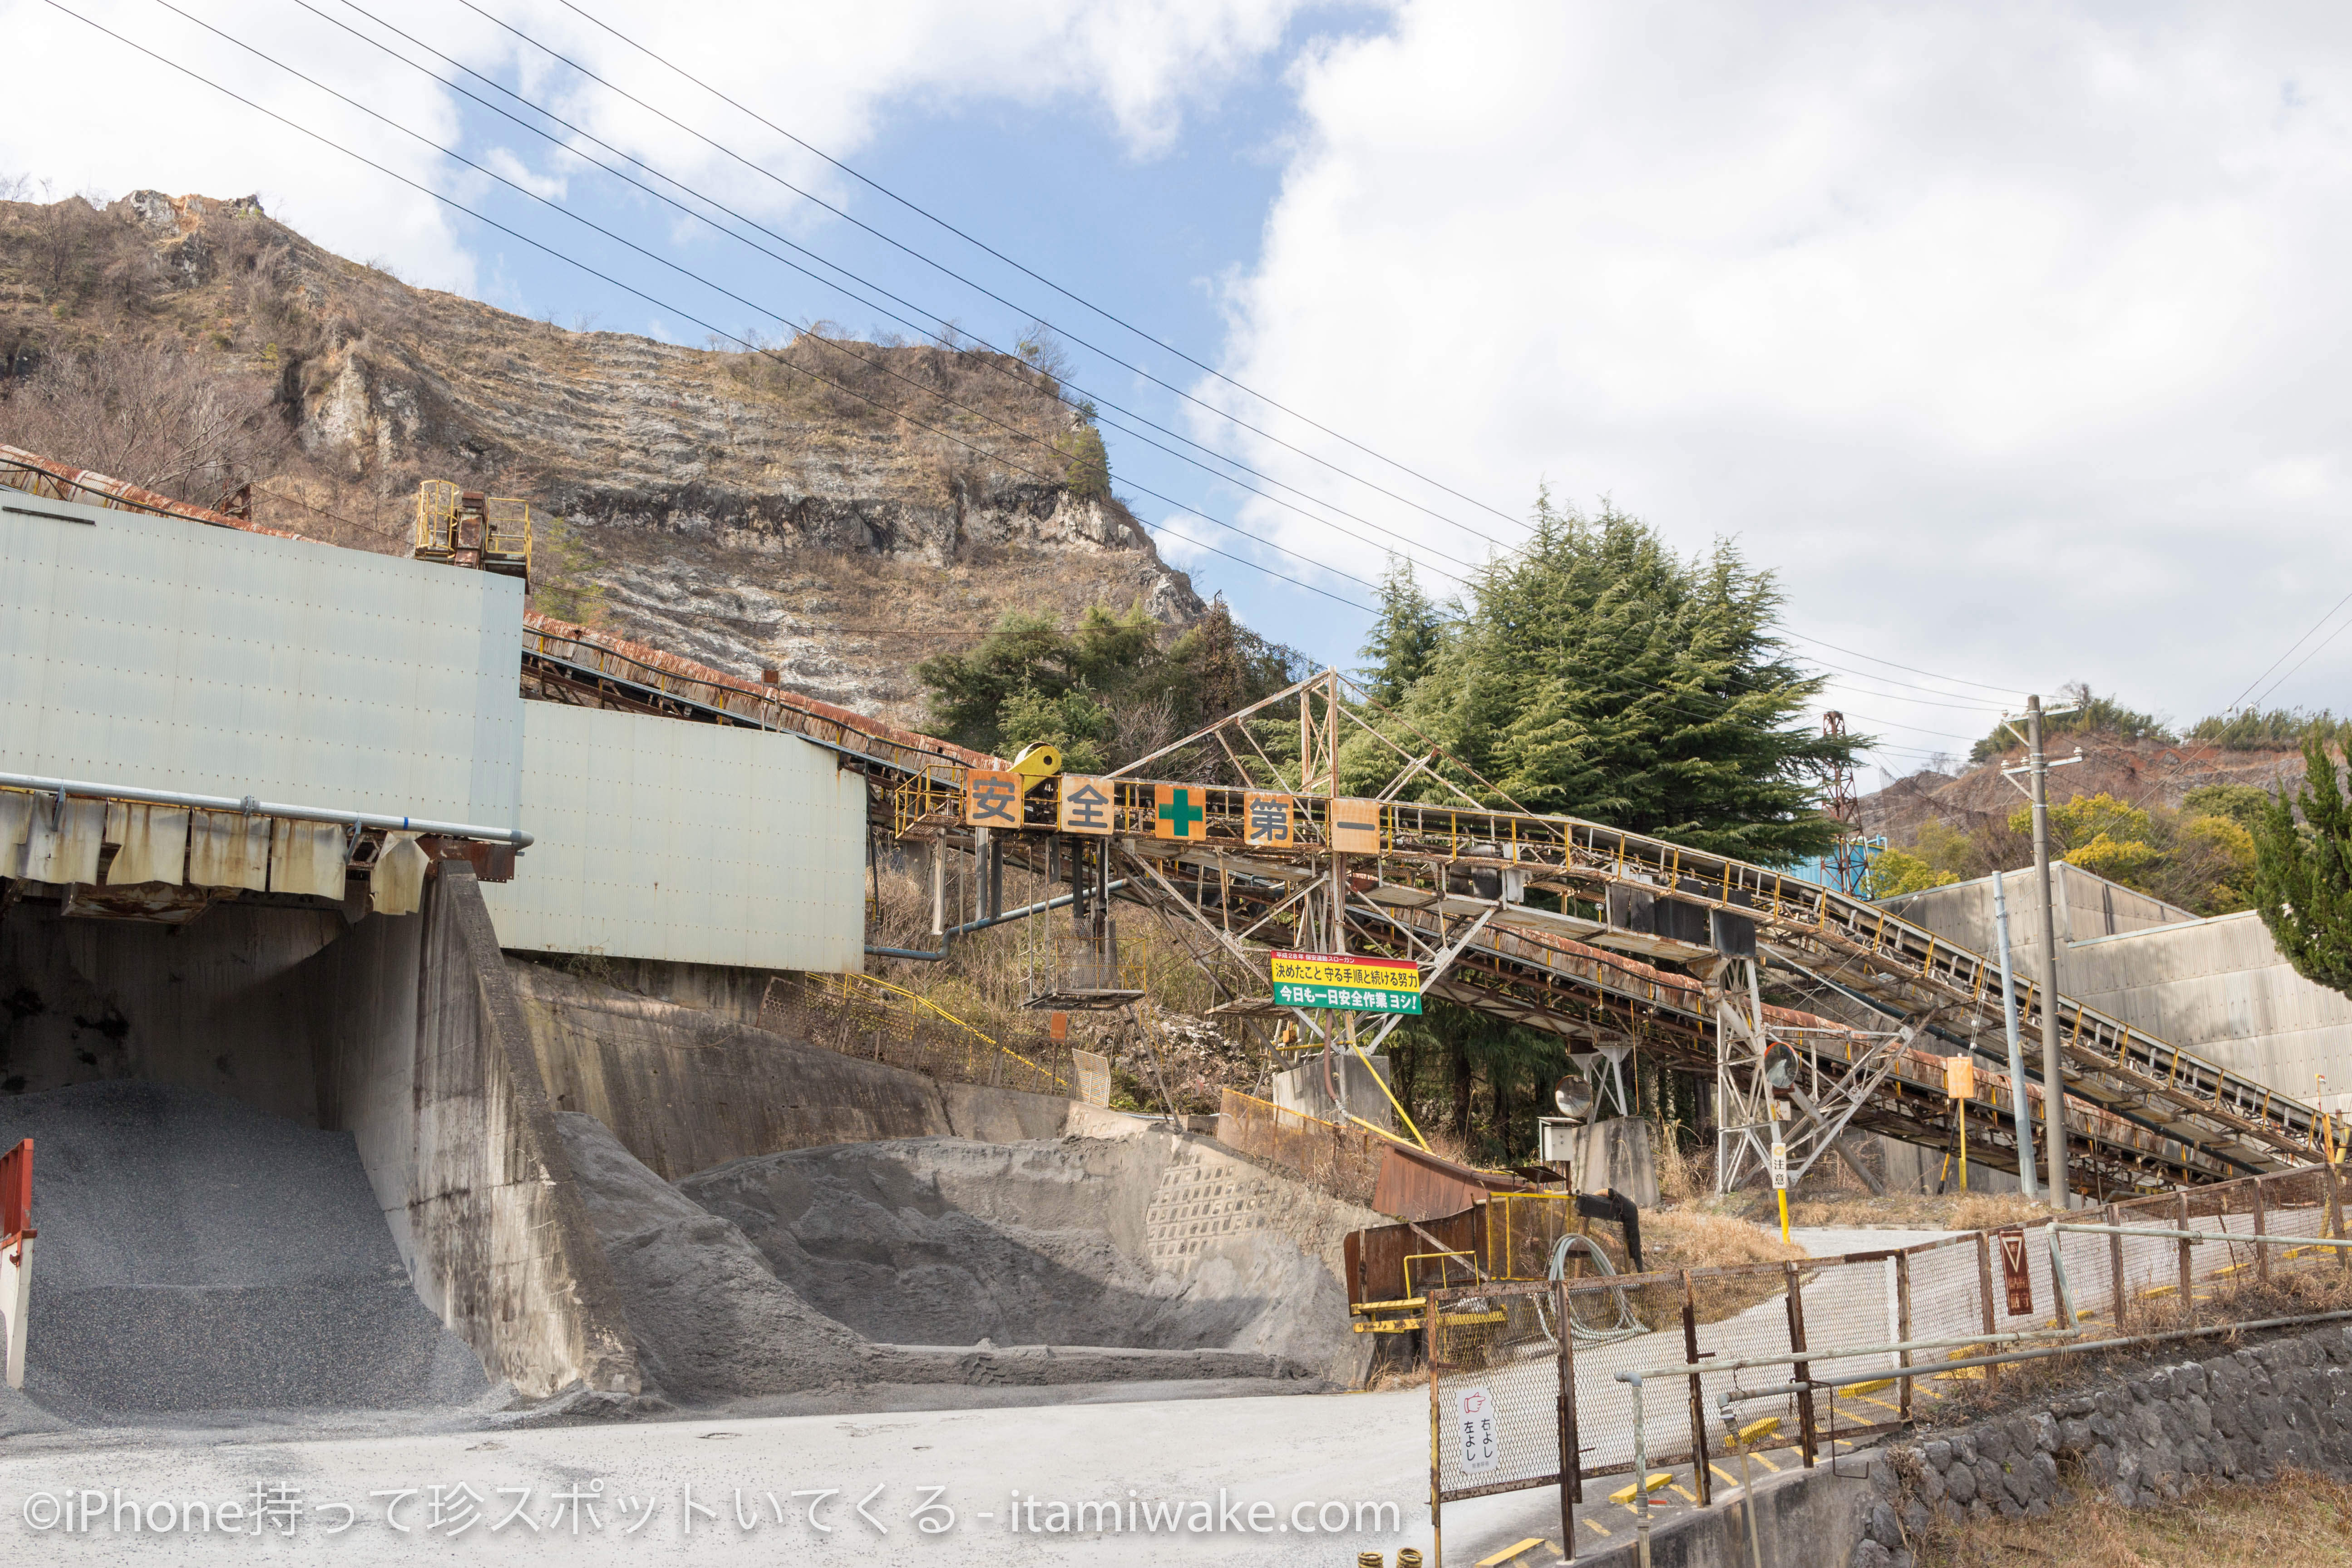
1538, 1116, 1578, 1164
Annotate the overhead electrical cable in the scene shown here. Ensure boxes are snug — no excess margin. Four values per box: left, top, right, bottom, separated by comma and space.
290, 0, 1480, 588
123, 0, 1396, 606
45, 0, 1372, 614
468, 0, 1523, 552
1776, 629, 2029, 696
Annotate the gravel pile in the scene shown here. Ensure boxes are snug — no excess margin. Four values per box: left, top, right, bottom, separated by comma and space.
551, 1112, 867, 1401
683, 1137, 1267, 1349
0, 1081, 488, 1421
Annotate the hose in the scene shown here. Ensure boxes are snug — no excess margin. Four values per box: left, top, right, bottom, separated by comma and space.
1535, 1233, 1647, 1347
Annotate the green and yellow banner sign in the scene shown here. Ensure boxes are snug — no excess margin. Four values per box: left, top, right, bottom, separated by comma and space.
1270, 949, 1422, 1014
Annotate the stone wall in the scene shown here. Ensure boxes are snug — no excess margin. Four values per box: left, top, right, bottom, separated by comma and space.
1849, 1322, 2352, 1566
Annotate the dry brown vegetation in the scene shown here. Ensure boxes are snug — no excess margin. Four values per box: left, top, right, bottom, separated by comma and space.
1925, 1468, 2352, 1566
863, 864, 1268, 1115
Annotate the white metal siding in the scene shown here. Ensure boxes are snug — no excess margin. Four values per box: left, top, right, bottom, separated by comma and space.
0, 486, 522, 827
478, 702, 864, 973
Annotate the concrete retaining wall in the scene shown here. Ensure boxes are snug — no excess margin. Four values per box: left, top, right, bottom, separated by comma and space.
317, 868, 641, 1400
1849, 1321, 2352, 1566
507, 959, 1069, 1181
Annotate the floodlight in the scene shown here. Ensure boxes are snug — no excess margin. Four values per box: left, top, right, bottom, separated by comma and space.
1553, 1073, 1594, 1122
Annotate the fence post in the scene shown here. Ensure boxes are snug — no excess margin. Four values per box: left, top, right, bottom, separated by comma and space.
2178, 1190, 2195, 1327
1895, 1249, 1915, 1424
1559, 1275, 1579, 1558
1784, 1260, 1818, 1468
2331, 1161, 2350, 1274
1427, 1288, 1444, 1568
2106, 1202, 2127, 1331
1975, 1231, 1999, 1391
2253, 1175, 2270, 1286
1682, 1270, 1711, 1505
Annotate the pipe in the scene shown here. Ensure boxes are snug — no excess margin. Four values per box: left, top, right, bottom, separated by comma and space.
2055, 1223, 2352, 1249
1993, 873, 2039, 1199
947, 879, 1130, 937
1616, 1371, 1653, 1568
1631, 1324, 2080, 1382
868, 877, 1138, 960
1751, 1303, 2352, 1390
0, 769, 532, 847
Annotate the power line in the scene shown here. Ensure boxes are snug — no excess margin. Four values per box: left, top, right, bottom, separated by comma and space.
291, 0, 1481, 591
1777, 628, 2028, 696
2245, 613, 2352, 714
47, 0, 1372, 616
474, 0, 1526, 552
122, 0, 1386, 608
1807, 673, 2008, 714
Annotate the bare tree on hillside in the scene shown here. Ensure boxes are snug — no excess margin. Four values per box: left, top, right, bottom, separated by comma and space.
0, 342, 291, 508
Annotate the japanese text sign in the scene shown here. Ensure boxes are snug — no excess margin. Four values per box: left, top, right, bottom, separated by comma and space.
1269, 949, 1421, 1014
1328, 799, 1381, 854
1056, 776, 1113, 835
964, 770, 1021, 829
1243, 791, 1294, 848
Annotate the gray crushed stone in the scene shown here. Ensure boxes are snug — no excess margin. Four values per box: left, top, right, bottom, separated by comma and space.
0, 1080, 489, 1421
682, 1134, 1357, 1376
551, 1112, 868, 1402
554, 1115, 1321, 1407
683, 1137, 1270, 1348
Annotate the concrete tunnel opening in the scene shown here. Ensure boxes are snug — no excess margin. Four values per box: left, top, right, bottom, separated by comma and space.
0, 873, 1375, 1427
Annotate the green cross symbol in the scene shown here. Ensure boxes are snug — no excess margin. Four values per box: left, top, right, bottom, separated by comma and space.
1159, 788, 1205, 837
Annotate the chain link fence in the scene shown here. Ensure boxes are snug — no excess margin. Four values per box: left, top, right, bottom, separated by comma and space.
1427, 1162, 2352, 1551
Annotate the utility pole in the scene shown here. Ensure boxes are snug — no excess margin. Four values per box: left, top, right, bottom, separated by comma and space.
2027, 696, 2068, 1208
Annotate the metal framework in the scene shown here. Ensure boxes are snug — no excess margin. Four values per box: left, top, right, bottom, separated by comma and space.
513, 647, 2322, 1194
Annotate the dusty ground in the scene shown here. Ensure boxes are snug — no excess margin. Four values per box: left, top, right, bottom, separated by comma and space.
1925, 1468, 2352, 1566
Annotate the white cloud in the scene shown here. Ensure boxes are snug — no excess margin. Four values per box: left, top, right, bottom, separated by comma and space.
1202, 2, 2352, 760
0, 0, 1305, 295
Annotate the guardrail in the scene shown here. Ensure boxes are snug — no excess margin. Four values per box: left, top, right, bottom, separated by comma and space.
1426, 1156, 2352, 1561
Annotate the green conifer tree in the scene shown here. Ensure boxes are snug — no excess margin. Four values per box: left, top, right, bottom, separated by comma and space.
2253, 735, 2352, 995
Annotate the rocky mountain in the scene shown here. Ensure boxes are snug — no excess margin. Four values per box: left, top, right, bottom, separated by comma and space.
1860, 732, 2308, 845
0, 189, 1203, 720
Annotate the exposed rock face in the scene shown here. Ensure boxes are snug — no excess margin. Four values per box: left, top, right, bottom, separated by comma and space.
0, 189, 1203, 719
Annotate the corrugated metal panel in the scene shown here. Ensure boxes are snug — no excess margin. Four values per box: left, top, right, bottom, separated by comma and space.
1, 483, 522, 827
477, 702, 864, 973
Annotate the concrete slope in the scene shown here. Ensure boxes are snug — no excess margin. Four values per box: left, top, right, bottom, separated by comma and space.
511, 961, 1068, 1180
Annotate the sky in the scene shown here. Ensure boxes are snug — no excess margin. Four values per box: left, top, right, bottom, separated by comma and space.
3, 0, 2349, 781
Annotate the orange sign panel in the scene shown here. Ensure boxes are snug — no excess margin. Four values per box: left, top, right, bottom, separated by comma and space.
1153, 783, 1208, 840
1056, 775, 1113, 835
1329, 798, 1382, 854
965, 769, 1021, 828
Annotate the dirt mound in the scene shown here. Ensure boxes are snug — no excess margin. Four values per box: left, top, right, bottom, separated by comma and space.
0, 1081, 489, 1420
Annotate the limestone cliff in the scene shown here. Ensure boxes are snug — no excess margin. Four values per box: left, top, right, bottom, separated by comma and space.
0, 190, 1203, 719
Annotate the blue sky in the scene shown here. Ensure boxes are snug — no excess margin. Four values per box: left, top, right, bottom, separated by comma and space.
7, 0, 2352, 781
